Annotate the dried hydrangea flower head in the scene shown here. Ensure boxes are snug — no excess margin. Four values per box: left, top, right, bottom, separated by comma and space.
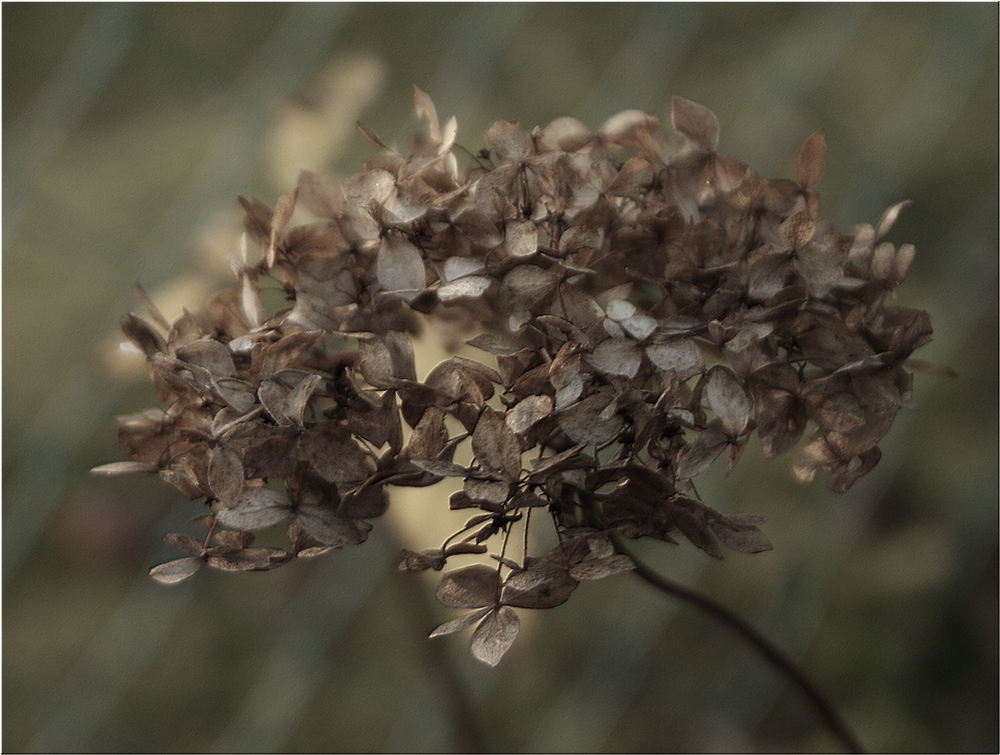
95, 89, 933, 666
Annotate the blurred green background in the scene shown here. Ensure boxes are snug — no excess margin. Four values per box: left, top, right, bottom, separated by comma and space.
3, 3, 997, 752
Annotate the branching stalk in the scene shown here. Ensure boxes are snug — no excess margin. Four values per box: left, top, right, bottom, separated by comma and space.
610, 534, 865, 754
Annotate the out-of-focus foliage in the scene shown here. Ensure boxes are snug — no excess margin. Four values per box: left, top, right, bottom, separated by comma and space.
4, 4, 997, 753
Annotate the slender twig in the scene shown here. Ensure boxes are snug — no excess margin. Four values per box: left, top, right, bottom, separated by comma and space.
388, 536, 489, 753
610, 534, 865, 754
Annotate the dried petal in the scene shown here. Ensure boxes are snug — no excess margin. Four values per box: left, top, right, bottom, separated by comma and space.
797, 128, 827, 189
436, 564, 501, 609
215, 488, 291, 530
587, 338, 643, 378
703, 366, 752, 436
569, 554, 636, 580
506, 395, 553, 435
377, 235, 425, 298
208, 446, 244, 508
429, 607, 492, 638
472, 407, 522, 482
676, 427, 729, 479
671, 97, 720, 152
502, 565, 577, 608
302, 420, 375, 484
150, 557, 203, 585
485, 120, 533, 163
294, 506, 371, 547
470, 606, 520, 666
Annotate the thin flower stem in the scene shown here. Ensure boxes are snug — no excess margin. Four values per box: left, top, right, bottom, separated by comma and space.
609, 534, 865, 754
389, 538, 490, 753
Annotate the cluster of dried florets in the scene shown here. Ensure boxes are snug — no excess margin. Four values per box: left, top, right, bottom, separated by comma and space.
95, 90, 932, 665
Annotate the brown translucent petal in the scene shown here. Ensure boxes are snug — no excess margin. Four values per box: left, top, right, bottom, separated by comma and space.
429, 607, 492, 638
150, 557, 202, 585
557, 392, 624, 446
599, 109, 659, 147
797, 128, 827, 189
569, 554, 637, 581
302, 420, 375, 484
206, 547, 291, 572
258, 378, 292, 425
357, 336, 400, 389
132, 281, 170, 331
410, 458, 467, 478
539, 116, 594, 152
356, 120, 390, 150
297, 169, 344, 218
377, 235, 426, 298
587, 338, 643, 378
506, 395, 553, 435
159, 460, 204, 500
502, 565, 578, 608
877, 200, 911, 241
464, 478, 511, 507
645, 336, 705, 380
294, 505, 371, 547
226, 424, 299, 480
239, 196, 274, 244
120, 313, 167, 358
347, 389, 402, 450
412, 85, 441, 143
91, 460, 160, 475
405, 405, 448, 459
505, 220, 538, 257
215, 488, 291, 530
703, 366, 753, 436
791, 438, 839, 483
116, 410, 170, 463
753, 387, 807, 459
676, 426, 729, 479
436, 564, 501, 608
470, 606, 520, 666
671, 97, 720, 152
213, 529, 254, 551
779, 212, 817, 250
438, 275, 491, 302
283, 374, 322, 427
208, 446, 244, 508
213, 377, 257, 414
829, 446, 881, 493
485, 120, 533, 163
339, 486, 389, 519
471, 407, 522, 482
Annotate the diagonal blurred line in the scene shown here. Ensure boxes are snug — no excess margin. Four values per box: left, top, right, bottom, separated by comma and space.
26, 581, 197, 753
3, 3, 352, 587
210, 535, 391, 753
3, 4, 140, 245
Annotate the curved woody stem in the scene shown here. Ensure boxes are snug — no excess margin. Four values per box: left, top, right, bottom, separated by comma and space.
610, 534, 865, 754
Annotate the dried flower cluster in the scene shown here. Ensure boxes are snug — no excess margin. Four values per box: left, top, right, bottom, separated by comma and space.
95, 90, 932, 665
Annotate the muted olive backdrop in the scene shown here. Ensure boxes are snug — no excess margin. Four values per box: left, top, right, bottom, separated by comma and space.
4, 3, 997, 752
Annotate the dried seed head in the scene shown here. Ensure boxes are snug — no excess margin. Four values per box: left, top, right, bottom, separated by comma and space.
95, 91, 937, 666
